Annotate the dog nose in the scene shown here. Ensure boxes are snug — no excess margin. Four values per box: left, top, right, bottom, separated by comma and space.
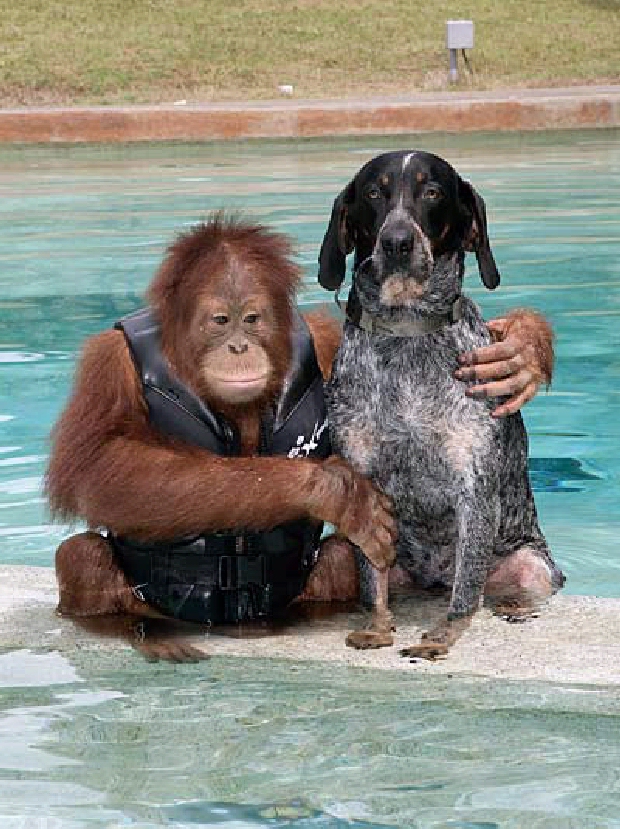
381, 227, 414, 260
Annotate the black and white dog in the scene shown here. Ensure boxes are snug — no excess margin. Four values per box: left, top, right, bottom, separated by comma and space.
318, 151, 564, 659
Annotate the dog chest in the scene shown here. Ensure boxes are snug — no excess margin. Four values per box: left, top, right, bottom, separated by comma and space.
328, 321, 500, 485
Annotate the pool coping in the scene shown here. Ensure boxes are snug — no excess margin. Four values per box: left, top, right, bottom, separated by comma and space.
1, 85, 619, 143
3, 565, 620, 686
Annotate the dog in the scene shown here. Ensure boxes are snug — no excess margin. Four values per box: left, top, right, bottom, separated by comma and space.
318, 150, 564, 659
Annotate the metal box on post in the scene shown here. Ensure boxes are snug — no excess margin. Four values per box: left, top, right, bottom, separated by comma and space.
446, 20, 474, 50
446, 20, 474, 82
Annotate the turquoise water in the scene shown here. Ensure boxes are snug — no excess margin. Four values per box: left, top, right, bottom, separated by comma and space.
1, 131, 619, 594
2, 648, 620, 829
0, 131, 620, 828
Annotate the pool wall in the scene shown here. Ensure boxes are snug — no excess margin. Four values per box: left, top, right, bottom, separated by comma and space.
0, 84, 619, 143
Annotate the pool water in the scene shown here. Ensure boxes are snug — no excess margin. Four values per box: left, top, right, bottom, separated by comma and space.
1, 131, 619, 594
0, 130, 619, 827
2, 648, 620, 829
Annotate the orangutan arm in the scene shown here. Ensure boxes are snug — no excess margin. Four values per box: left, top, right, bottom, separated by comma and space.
303, 311, 342, 380
46, 329, 395, 567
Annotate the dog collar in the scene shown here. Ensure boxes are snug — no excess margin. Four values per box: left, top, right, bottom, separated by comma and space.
348, 296, 463, 337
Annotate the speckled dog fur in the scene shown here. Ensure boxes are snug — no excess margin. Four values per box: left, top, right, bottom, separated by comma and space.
329, 252, 551, 607
318, 150, 563, 655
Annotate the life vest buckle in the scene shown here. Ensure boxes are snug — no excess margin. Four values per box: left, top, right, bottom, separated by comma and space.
218, 553, 267, 590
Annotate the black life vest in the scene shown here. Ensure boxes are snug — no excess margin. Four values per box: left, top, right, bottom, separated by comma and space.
110, 307, 331, 625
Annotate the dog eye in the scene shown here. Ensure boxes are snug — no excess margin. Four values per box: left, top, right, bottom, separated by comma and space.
366, 187, 381, 200
424, 186, 442, 200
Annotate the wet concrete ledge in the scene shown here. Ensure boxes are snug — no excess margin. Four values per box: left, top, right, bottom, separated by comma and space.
2, 565, 619, 686
1, 85, 619, 143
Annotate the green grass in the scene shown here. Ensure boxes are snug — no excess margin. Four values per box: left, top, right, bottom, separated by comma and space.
1, 0, 618, 106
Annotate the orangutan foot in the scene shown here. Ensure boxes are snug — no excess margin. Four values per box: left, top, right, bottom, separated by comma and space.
131, 619, 210, 663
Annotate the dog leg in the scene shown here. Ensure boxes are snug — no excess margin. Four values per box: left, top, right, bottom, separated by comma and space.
486, 545, 560, 621
400, 497, 495, 660
346, 556, 394, 649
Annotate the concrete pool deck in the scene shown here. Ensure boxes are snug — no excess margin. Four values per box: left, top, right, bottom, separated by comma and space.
2, 565, 619, 686
0, 84, 619, 143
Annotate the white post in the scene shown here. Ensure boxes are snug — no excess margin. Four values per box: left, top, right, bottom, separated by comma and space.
449, 49, 458, 83
446, 20, 474, 83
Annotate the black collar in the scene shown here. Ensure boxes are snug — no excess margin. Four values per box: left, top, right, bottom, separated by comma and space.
342, 288, 463, 338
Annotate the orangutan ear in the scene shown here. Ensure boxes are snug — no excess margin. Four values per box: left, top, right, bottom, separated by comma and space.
458, 177, 500, 290
317, 180, 356, 290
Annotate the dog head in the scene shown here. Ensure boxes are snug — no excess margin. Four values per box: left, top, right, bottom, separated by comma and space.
318, 151, 500, 302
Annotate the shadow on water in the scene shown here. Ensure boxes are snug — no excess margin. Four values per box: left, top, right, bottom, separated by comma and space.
162, 799, 396, 826
528, 457, 602, 493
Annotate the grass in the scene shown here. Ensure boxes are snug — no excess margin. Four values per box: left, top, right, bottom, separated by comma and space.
0, 0, 618, 106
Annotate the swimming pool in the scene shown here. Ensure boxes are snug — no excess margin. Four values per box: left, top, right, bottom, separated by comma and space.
1, 130, 619, 594
2, 647, 620, 828
0, 130, 619, 828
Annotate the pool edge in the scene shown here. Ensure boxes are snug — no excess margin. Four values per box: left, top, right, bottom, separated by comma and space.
0, 85, 619, 143
2, 564, 620, 686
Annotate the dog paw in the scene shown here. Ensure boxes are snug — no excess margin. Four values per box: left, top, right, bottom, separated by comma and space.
493, 602, 540, 624
346, 628, 394, 649
399, 642, 449, 661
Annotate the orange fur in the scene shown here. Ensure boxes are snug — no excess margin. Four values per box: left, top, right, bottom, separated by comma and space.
46, 214, 550, 631
303, 311, 342, 380
47, 216, 394, 624
46, 222, 320, 540
503, 308, 554, 386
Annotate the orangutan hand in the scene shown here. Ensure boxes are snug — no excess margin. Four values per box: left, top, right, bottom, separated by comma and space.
308, 456, 397, 572
454, 309, 554, 418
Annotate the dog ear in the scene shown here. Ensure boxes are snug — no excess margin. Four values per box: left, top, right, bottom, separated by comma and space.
458, 178, 500, 290
318, 182, 355, 290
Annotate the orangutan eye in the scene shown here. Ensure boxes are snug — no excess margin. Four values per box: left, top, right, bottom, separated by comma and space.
424, 186, 442, 200
243, 313, 260, 325
212, 314, 229, 326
